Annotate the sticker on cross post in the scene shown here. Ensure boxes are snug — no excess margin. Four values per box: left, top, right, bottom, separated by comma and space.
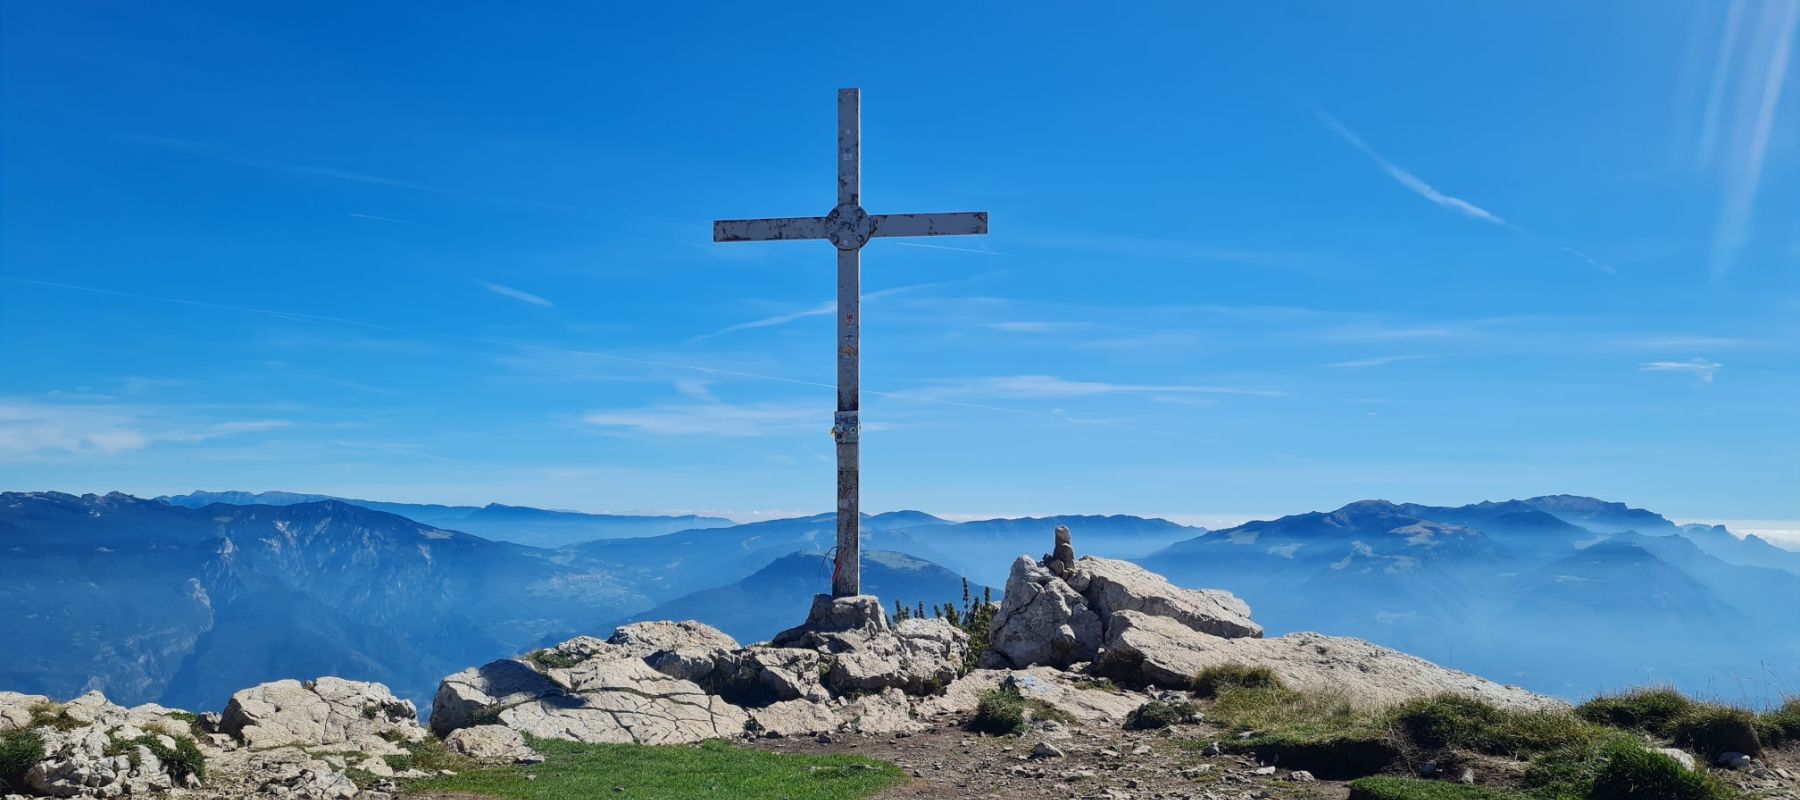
832, 412, 860, 444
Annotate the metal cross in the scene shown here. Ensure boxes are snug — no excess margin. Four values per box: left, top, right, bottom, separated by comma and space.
713, 88, 989, 597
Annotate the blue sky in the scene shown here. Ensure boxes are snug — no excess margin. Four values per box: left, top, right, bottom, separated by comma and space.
2, 2, 1797, 530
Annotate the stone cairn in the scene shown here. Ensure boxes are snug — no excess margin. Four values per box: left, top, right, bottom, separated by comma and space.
1043, 524, 1076, 579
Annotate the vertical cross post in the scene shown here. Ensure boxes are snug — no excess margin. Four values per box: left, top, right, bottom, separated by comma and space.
711, 88, 988, 600
833, 88, 861, 597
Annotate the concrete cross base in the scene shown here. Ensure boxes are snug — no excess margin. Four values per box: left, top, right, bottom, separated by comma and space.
770, 594, 889, 647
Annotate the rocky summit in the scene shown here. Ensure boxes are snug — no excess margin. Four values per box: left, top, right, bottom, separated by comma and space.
2, 531, 1793, 800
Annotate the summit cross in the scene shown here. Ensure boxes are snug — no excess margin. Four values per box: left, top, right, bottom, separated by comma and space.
713, 87, 989, 598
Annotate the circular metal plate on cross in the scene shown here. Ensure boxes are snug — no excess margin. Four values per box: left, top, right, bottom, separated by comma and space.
825, 203, 874, 251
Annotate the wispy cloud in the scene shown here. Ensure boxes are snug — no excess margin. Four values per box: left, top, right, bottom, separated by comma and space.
892, 241, 1003, 256
1314, 109, 1506, 225
904, 375, 1286, 401
1639, 357, 1723, 382
987, 321, 1091, 334
0, 398, 289, 459
1327, 355, 1427, 369
129, 136, 446, 192
1315, 108, 1615, 275
478, 281, 554, 307
1700, 0, 1799, 277
690, 282, 936, 342
581, 401, 823, 438
349, 213, 410, 224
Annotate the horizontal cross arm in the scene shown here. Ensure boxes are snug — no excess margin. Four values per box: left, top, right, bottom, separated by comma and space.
870, 212, 988, 239
714, 216, 829, 243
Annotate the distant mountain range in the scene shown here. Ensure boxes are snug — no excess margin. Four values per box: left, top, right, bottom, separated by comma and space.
1140, 495, 1800, 704
2, 489, 1794, 714
156, 490, 736, 548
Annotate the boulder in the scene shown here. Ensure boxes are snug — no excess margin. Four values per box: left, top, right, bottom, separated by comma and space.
747, 699, 839, 738
432, 658, 565, 737
837, 688, 924, 734
728, 648, 830, 704
988, 556, 1103, 668
10, 693, 209, 798
608, 620, 741, 656
0, 691, 50, 730
771, 594, 890, 646
444, 724, 538, 762
438, 656, 748, 745
1098, 610, 1559, 710
914, 668, 1141, 723
1069, 557, 1261, 639
222, 677, 426, 750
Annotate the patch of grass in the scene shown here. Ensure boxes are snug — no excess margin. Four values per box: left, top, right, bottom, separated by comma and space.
1347, 776, 1529, 800
1667, 706, 1763, 759
1073, 677, 1122, 693
1, 728, 46, 791
1588, 739, 1737, 800
1383, 694, 1600, 757
104, 733, 207, 783
1125, 700, 1201, 730
1576, 688, 1696, 735
525, 649, 583, 670
1205, 685, 1396, 779
407, 737, 904, 800
1191, 663, 1283, 698
384, 737, 474, 774
1759, 698, 1800, 746
25, 702, 82, 732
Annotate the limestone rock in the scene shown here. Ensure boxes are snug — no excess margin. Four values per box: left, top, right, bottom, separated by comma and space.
444, 724, 537, 763
1070, 557, 1261, 639
222, 677, 425, 750
747, 699, 839, 738
729, 648, 830, 703
770, 595, 890, 646
1657, 748, 1698, 772
1045, 525, 1077, 579
836, 687, 923, 734
478, 655, 745, 742
0, 691, 50, 731
988, 556, 1103, 668
432, 658, 564, 737
608, 620, 740, 656
1099, 610, 1559, 710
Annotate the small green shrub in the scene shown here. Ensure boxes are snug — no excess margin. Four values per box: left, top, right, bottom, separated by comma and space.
1577, 688, 1695, 735
969, 687, 1026, 735
525, 649, 583, 670
383, 738, 471, 774
105, 734, 207, 783
1191, 663, 1283, 698
1206, 685, 1395, 779
1124, 700, 1200, 730
1346, 776, 1527, 799
1760, 698, 1800, 745
1073, 677, 1121, 693
1588, 739, 1736, 800
1, 728, 46, 790
1668, 706, 1762, 758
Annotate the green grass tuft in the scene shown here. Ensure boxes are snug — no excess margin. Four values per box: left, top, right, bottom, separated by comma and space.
1191, 663, 1283, 698
1204, 684, 1397, 779
967, 685, 1071, 735
1588, 739, 1737, 800
1124, 700, 1201, 730
1759, 698, 1800, 746
1576, 688, 1696, 735
407, 737, 904, 800
1, 728, 46, 791
25, 702, 82, 732
1347, 776, 1529, 799
1667, 706, 1762, 758
384, 737, 474, 774
1383, 694, 1600, 757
